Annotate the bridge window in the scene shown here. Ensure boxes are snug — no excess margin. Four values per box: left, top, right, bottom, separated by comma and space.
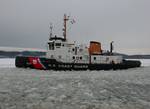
55, 43, 61, 46
55, 43, 61, 48
48, 42, 54, 50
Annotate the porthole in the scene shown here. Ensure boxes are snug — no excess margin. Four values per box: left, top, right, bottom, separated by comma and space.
72, 56, 75, 59
94, 57, 96, 60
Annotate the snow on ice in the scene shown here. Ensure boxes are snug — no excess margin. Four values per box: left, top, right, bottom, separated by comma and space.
0, 58, 15, 68
0, 58, 150, 109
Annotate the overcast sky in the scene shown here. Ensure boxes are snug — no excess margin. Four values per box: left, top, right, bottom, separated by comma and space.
0, 0, 150, 54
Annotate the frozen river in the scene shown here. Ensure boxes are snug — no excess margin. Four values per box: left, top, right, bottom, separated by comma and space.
0, 58, 150, 109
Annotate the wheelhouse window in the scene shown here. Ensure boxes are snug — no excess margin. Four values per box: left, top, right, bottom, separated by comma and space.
48, 42, 54, 50
55, 43, 61, 48
55, 43, 61, 46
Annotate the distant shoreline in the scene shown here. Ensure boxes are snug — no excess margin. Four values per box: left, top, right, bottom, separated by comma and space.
0, 50, 150, 59
0, 50, 46, 58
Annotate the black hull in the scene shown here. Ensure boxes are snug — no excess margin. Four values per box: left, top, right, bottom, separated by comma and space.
15, 56, 141, 70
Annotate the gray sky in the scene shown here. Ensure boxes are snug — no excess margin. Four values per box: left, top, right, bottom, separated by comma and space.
0, 0, 150, 54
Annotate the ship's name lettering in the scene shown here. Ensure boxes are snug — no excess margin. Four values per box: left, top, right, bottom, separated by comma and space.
58, 65, 72, 68
74, 65, 88, 68
48, 64, 88, 68
48, 64, 56, 67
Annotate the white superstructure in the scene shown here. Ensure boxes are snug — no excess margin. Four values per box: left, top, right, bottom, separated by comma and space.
46, 14, 123, 64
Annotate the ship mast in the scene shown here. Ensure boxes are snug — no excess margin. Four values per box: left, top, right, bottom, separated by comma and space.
49, 23, 53, 40
63, 14, 69, 41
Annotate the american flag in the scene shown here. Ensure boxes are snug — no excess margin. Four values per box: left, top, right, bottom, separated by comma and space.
70, 19, 76, 24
